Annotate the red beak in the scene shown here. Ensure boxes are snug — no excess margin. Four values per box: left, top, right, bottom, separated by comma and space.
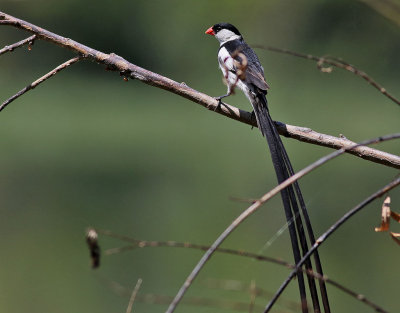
205, 27, 215, 36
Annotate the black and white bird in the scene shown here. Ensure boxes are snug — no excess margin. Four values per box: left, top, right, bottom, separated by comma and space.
206, 23, 330, 313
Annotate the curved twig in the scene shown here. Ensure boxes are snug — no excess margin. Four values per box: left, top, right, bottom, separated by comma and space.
126, 278, 143, 313
0, 11, 399, 169
253, 45, 400, 106
165, 133, 400, 313
96, 229, 387, 313
264, 176, 400, 313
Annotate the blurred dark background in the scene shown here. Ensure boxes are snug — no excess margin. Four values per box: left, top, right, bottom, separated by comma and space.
1, 1, 399, 312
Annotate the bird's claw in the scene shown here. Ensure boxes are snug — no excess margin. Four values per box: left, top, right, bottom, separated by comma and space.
213, 96, 224, 112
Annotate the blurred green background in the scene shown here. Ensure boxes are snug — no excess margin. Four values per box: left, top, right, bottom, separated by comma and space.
1, 1, 399, 312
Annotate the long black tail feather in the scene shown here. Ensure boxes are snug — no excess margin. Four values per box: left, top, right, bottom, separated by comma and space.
251, 92, 330, 313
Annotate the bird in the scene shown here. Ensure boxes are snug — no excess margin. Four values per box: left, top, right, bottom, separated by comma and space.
205, 23, 330, 313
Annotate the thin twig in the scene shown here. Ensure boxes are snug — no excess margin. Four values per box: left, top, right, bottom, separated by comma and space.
0, 11, 398, 169
109, 279, 272, 312
0, 34, 36, 55
96, 230, 388, 313
126, 278, 143, 313
249, 280, 257, 313
109, 278, 299, 312
0, 56, 81, 112
165, 133, 400, 313
264, 176, 400, 313
253, 45, 400, 106
99, 230, 295, 268
137, 293, 266, 312
203, 278, 302, 312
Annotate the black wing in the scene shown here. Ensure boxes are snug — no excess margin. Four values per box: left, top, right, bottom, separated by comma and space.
221, 39, 270, 92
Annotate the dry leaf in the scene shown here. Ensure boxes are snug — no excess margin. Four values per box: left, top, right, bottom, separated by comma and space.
390, 232, 400, 246
374, 196, 391, 232
86, 228, 101, 268
390, 210, 400, 223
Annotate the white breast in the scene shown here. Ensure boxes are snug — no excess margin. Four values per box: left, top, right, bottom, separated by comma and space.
218, 46, 250, 95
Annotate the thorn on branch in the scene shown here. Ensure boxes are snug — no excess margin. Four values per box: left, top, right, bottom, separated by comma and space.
120, 70, 130, 81
0, 34, 36, 56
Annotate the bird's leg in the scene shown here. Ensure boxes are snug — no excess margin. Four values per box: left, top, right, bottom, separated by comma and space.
214, 85, 232, 112
214, 94, 229, 111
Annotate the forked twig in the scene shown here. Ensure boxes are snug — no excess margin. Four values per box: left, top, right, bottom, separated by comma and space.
165, 133, 400, 313
253, 45, 400, 106
264, 176, 400, 313
0, 34, 36, 55
0, 56, 81, 112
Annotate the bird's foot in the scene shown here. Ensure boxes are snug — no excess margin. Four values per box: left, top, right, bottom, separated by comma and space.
213, 94, 229, 112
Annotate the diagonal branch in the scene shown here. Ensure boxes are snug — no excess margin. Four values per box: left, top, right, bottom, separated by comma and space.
164, 133, 400, 313
276, 124, 400, 169
264, 176, 400, 313
0, 56, 81, 112
0, 11, 399, 169
0, 34, 36, 56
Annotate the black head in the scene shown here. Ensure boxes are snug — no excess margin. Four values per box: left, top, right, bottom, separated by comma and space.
212, 23, 241, 36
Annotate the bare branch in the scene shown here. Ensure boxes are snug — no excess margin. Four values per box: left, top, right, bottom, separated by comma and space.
277, 123, 400, 169
0, 56, 81, 112
165, 133, 400, 313
97, 230, 388, 313
126, 279, 143, 313
0, 34, 36, 55
136, 292, 266, 312
253, 45, 400, 106
0, 11, 399, 169
264, 176, 400, 313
